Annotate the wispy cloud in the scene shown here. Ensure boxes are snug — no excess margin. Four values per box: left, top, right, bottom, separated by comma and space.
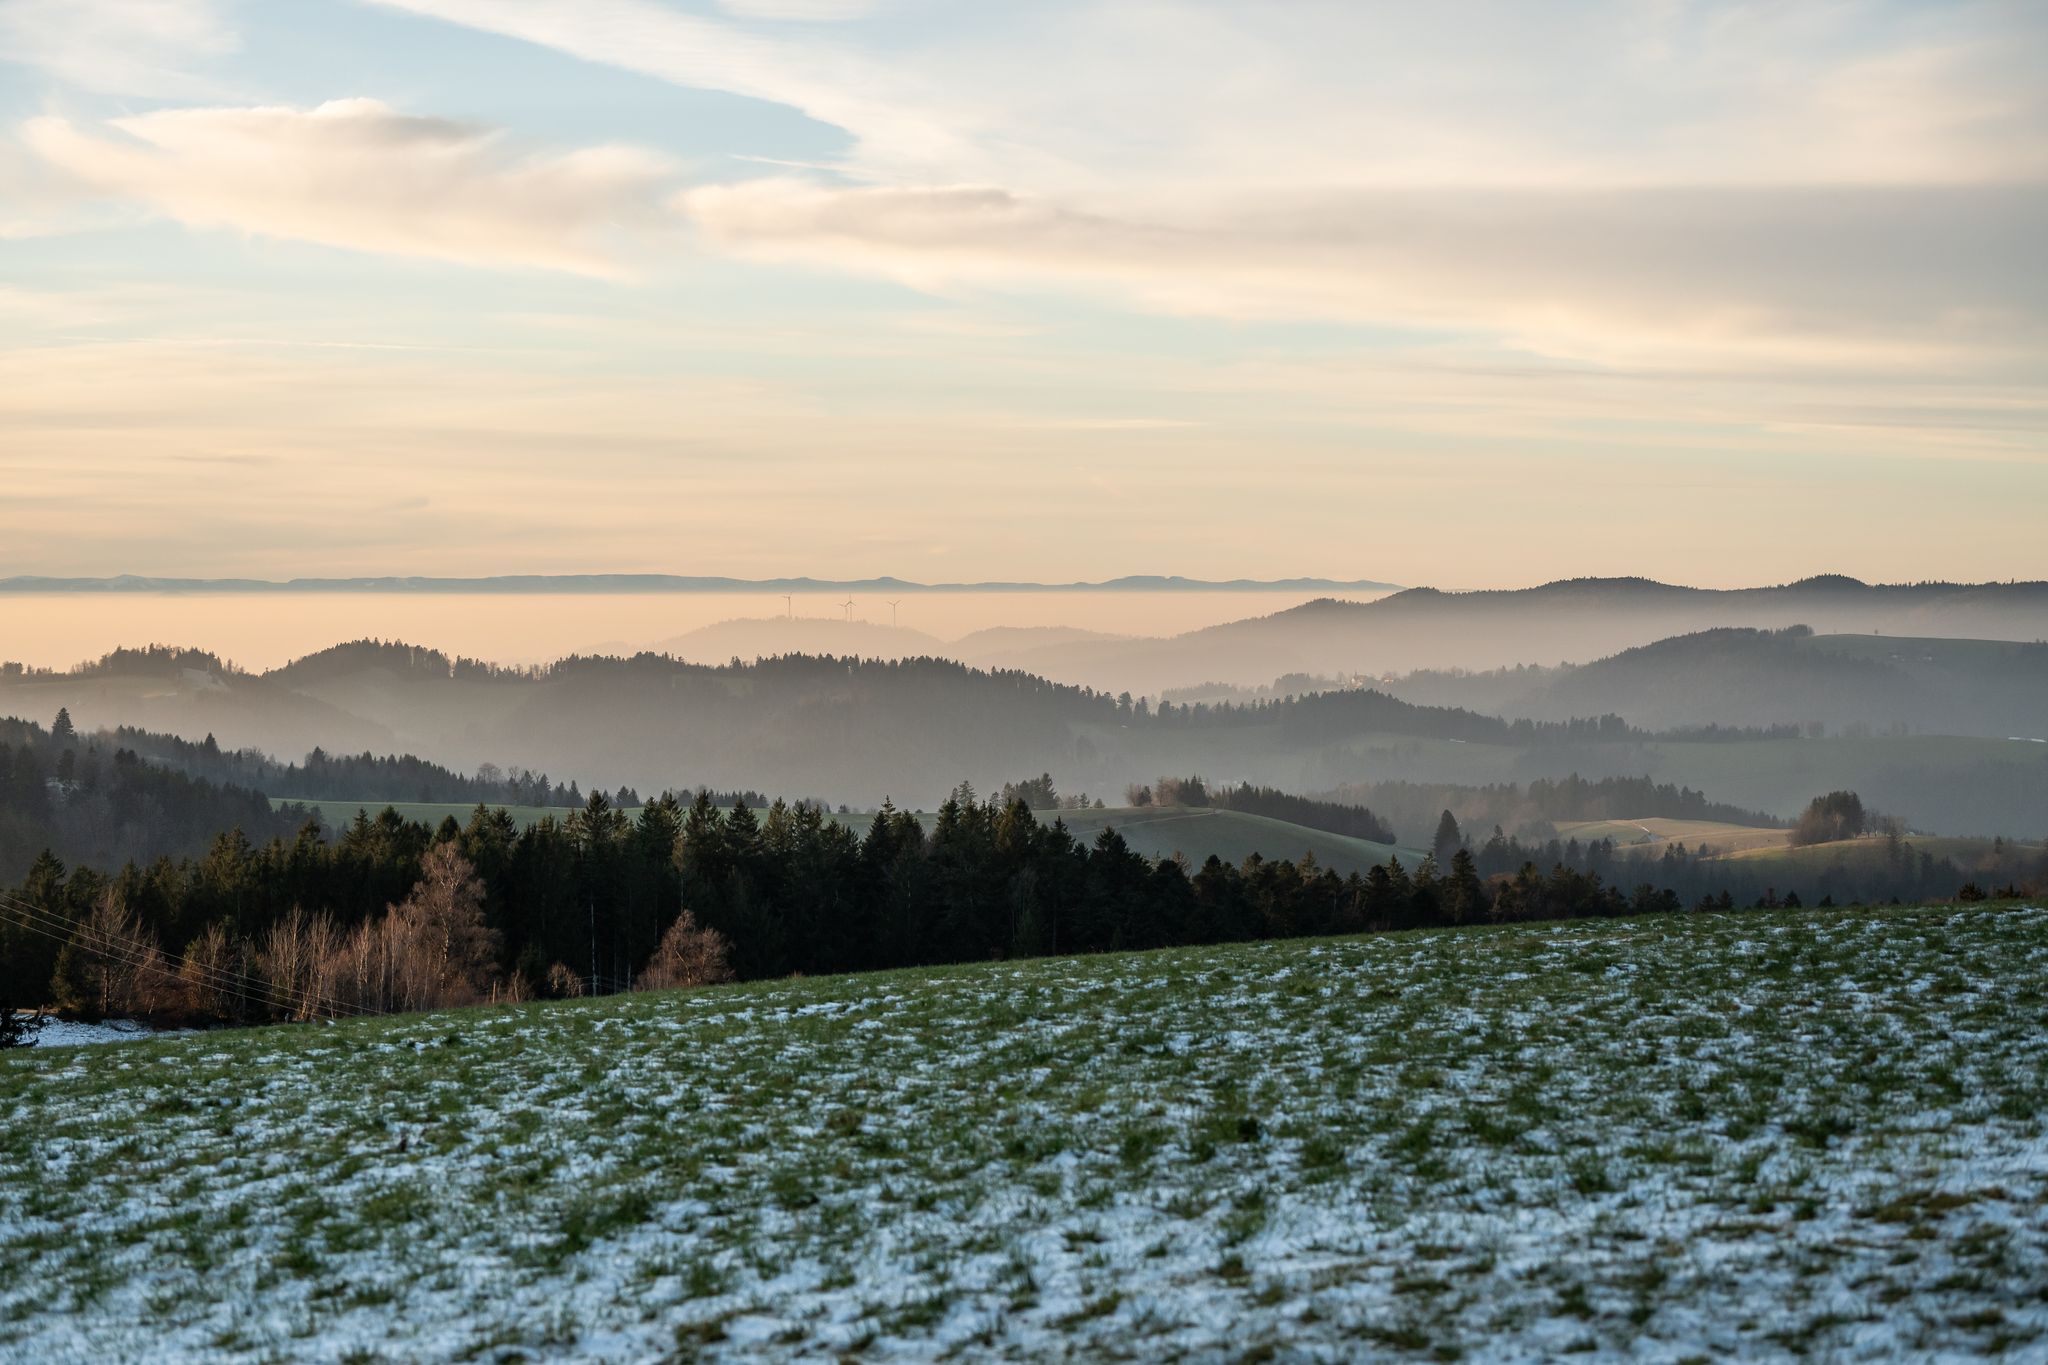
0, 0, 238, 97
362, 0, 2048, 373
23, 100, 677, 275
678, 178, 2048, 372
716, 0, 878, 20
366, 0, 2048, 190
363, 0, 978, 180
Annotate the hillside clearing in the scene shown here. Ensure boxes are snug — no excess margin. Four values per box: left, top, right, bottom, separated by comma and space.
4, 906, 2047, 1361
1717, 834, 2040, 876
1554, 818, 1791, 855
996, 804, 1420, 874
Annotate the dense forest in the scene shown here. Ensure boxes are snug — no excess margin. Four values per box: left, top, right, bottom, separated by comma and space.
0, 714, 308, 880
101, 723, 771, 812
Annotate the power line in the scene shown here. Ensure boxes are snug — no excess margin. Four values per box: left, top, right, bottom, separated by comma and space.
0, 898, 361, 1021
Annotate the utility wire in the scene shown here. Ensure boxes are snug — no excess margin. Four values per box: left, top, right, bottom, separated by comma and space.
0, 897, 363, 1021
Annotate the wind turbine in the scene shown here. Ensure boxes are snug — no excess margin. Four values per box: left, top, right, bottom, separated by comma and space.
780, 594, 792, 619
886, 599, 901, 628
841, 597, 856, 622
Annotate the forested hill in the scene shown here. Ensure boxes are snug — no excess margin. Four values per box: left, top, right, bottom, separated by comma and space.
5, 644, 1674, 810
0, 715, 305, 882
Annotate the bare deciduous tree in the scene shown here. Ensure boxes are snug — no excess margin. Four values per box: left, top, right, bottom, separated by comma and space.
257, 906, 344, 1021
54, 890, 174, 1020
635, 910, 735, 992
179, 921, 251, 1021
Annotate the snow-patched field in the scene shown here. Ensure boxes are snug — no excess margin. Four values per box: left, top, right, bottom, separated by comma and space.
4, 905, 2047, 1362
7, 1014, 193, 1048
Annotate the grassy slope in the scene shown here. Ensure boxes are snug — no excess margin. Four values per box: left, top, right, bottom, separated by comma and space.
1720, 834, 2025, 871
5, 905, 2047, 1361
992, 805, 1421, 873
1554, 818, 1792, 855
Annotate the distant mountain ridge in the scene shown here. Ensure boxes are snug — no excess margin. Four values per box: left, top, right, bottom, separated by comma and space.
0, 573, 1403, 595
988, 576, 2048, 691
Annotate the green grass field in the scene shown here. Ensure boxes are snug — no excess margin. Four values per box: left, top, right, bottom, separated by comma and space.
5, 904, 2046, 1361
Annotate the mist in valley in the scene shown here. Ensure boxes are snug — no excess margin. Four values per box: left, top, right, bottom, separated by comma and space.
7, 577, 2044, 843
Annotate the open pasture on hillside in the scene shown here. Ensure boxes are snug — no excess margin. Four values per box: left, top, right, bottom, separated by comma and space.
5, 905, 2047, 1362
1554, 817, 1792, 855
1722, 834, 2037, 872
973, 804, 1419, 876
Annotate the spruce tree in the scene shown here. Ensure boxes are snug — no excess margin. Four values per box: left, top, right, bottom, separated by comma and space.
1431, 810, 1464, 865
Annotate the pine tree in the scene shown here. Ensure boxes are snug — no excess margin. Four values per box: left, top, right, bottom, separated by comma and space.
50, 707, 75, 747
1445, 848, 1486, 924
1431, 810, 1464, 865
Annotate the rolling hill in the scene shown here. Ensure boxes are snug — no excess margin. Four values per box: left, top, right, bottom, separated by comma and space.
1383, 627, 2048, 738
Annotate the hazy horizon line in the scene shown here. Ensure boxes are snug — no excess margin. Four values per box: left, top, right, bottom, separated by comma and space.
5, 573, 2047, 598
0, 573, 1406, 596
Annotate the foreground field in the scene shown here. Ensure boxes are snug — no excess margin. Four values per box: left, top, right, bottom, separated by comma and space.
5, 906, 2047, 1361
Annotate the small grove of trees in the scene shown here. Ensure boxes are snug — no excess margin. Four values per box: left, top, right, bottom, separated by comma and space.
997, 773, 1102, 811
1792, 791, 1870, 847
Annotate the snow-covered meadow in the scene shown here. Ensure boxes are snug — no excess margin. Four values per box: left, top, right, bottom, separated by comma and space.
4, 905, 2046, 1361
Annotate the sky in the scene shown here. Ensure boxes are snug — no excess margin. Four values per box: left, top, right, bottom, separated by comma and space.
1, 0, 2044, 589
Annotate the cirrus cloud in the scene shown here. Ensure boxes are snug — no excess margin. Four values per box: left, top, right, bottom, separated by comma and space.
22, 99, 677, 276
0, 0, 238, 97
677, 177, 2048, 372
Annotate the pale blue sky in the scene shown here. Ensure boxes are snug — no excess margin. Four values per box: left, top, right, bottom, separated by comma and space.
1, 0, 2044, 586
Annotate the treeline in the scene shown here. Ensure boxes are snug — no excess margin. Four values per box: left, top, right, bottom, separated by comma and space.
1326, 773, 1784, 843
106, 728, 593, 808
103, 724, 771, 813
11, 783, 2037, 1029
0, 789, 1487, 1020
1128, 777, 1398, 846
